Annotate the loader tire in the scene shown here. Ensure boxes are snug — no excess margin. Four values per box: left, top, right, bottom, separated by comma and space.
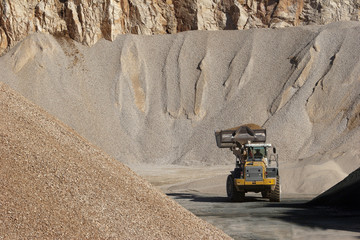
269, 176, 280, 202
226, 175, 244, 202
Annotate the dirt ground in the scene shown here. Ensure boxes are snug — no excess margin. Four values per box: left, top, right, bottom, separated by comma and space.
131, 164, 360, 240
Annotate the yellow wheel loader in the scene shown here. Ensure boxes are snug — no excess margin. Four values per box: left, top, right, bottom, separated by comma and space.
215, 124, 280, 202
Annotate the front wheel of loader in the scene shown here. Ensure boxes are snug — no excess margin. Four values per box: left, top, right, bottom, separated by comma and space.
269, 176, 281, 202
226, 175, 244, 202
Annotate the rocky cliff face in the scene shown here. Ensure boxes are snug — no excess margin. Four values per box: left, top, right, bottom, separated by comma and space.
0, 0, 359, 54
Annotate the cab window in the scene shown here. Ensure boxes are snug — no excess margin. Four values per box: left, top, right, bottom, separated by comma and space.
249, 147, 266, 161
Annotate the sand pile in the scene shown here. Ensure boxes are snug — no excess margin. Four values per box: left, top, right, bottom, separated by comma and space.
0, 83, 230, 239
0, 21, 359, 194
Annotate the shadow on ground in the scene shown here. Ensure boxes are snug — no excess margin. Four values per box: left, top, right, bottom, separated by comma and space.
266, 202, 360, 235
167, 192, 269, 203
167, 192, 360, 236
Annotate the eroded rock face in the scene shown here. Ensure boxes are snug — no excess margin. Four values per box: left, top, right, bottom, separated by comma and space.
0, 27, 7, 54
0, 0, 359, 55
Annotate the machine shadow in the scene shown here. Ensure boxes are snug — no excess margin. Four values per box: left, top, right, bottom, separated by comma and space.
167, 193, 229, 203
166, 192, 267, 203
265, 202, 360, 234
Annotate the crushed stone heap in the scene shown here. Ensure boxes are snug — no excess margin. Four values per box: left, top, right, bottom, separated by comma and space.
309, 167, 360, 208
0, 83, 230, 239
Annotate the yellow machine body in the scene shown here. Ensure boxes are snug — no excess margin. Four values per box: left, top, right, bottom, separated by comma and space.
234, 161, 277, 192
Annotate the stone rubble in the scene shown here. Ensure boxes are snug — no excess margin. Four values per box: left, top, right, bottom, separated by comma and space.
0, 82, 232, 239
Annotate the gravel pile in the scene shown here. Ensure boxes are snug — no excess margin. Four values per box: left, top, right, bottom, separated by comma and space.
309, 167, 360, 208
0, 21, 359, 195
0, 83, 231, 239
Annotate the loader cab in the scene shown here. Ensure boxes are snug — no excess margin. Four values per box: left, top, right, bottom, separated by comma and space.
244, 143, 275, 163
247, 146, 267, 161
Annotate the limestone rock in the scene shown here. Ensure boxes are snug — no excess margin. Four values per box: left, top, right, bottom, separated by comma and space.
173, 0, 198, 31
0, 28, 7, 54
64, 1, 83, 42
0, 0, 359, 55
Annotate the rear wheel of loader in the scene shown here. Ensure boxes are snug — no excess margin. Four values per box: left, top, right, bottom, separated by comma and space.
226, 175, 244, 202
269, 176, 280, 202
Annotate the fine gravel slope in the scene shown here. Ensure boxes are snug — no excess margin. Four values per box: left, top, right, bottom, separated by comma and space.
0, 21, 359, 194
0, 82, 230, 239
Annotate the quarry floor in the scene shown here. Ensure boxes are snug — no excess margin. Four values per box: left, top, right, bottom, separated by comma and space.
131, 165, 360, 240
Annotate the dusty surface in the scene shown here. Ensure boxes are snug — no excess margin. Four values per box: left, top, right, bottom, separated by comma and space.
171, 194, 360, 240
132, 164, 360, 239
0, 83, 231, 239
